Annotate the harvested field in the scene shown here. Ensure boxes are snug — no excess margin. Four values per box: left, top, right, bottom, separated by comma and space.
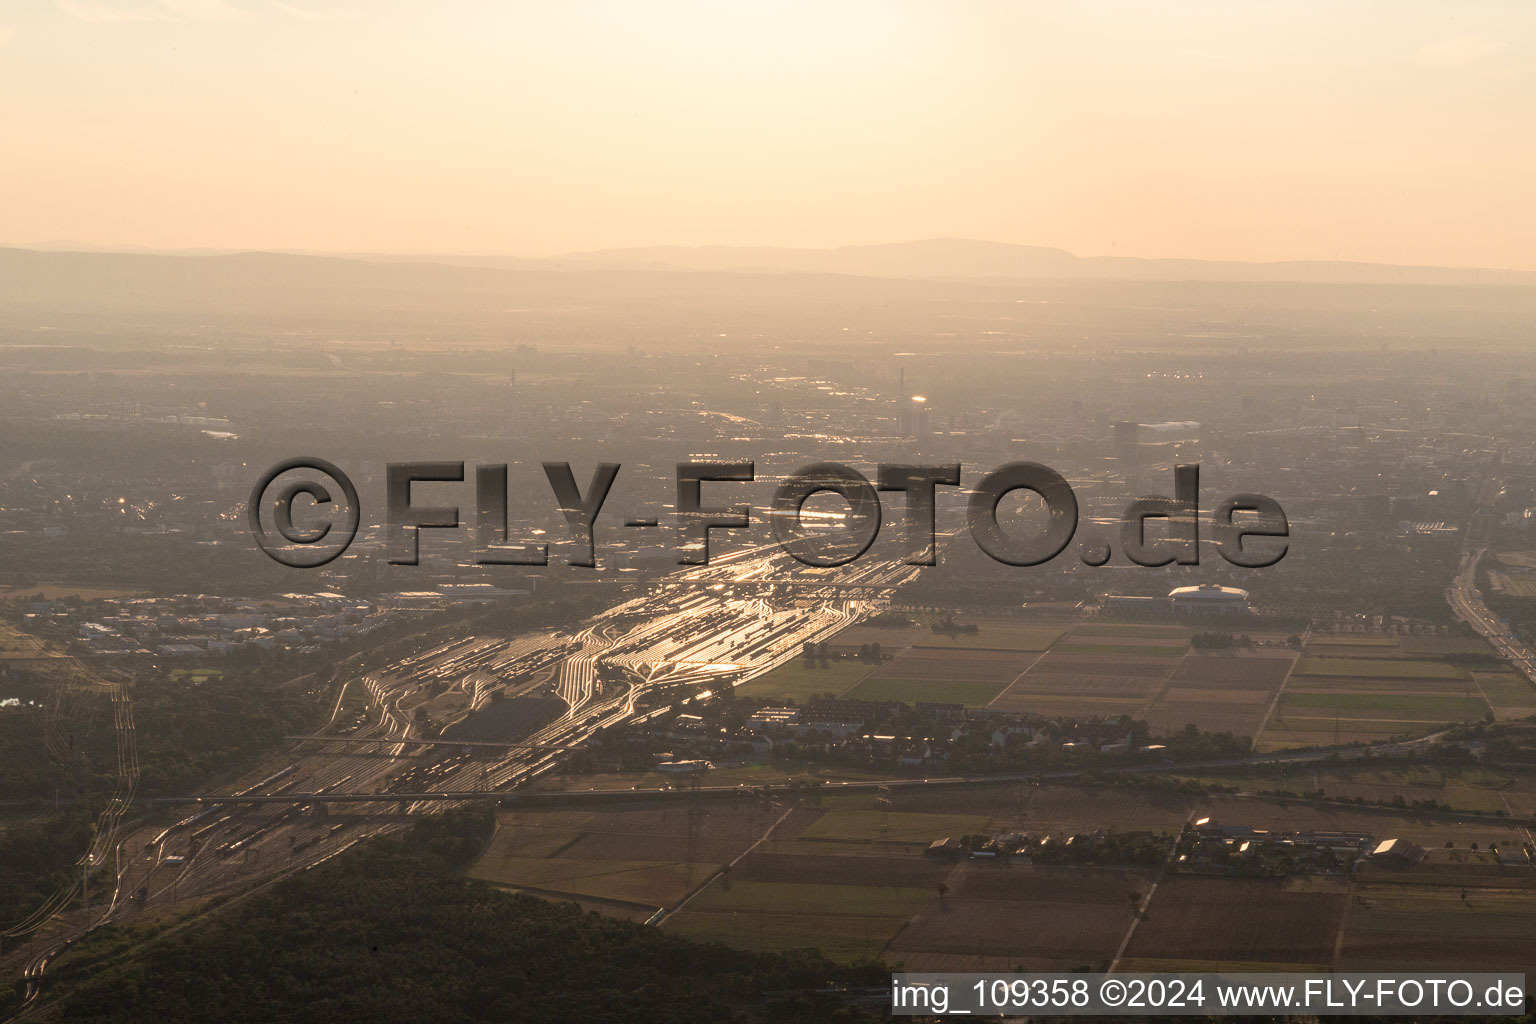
799, 809, 990, 845
1158, 687, 1270, 705
1172, 655, 1293, 688
872, 647, 1034, 683
667, 879, 934, 960
890, 864, 1151, 968
892, 784, 1193, 835
1000, 673, 1163, 698
467, 802, 780, 907
988, 694, 1147, 718
731, 850, 952, 887
1339, 884, 1536, 971
1052, 643, 1187, 657
1027, 655, 1177, 677
1125, 877, 1344, 967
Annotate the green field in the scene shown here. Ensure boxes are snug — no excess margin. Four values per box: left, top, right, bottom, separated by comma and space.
1475, 673, 1536, 712
1278, 691, 1488, 718
734, 659, 874, 701
666, 879, 934, 960
911, 624, 1068, 651
1293, 657, 1467, 680
840, 676, 1010, 706
799, 809, 989, 844
1051, 642, 1188, 657
1307, 635, 1400, 646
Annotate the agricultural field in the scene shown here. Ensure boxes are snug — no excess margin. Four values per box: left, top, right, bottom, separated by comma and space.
1293, 657, 1470, 680
666, 878, 933, 960
890, 863, 1154, 970
883, 782, 1194, 839
842, 676, 1011, 706
1067, 624, 1193, 640
1176, 764, 1523, 816
984, 622, 1190, 725
911, 622, 1069, 651
1474, 670, 1536, 720
1254, 637, 1498, 751
1141, 652, 1294, 740
1050, 642, 1188, 658
1123, 877, 1346, 969
1488, 568, 1536, 598
465, 802, 782, 913
886, 621, 1295, 741
1190, 794, 1531, 851
986, 648, 1174, 720
1339, 885, 1536, 972
841, 643, 1039, 706
798, 809, 992, 846
733, 658, 874, 701
470, 781, 1536, 970
808, 616, 1515, 749
826, 619, 1069, 654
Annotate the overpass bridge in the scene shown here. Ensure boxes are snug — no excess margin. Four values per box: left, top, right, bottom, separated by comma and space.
285, 734, 586, 754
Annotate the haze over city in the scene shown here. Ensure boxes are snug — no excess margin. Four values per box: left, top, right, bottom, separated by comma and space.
5, 4, 1536, 1023
3, 0, 1535, 268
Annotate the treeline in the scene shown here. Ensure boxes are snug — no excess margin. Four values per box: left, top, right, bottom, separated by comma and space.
130, 670, 319, 796
0, 670, 323, 803
41, 804, 889, 1023
0, 812, 92, 929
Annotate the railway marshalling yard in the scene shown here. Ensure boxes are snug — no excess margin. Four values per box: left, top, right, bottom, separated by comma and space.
15, 596, 1536, 985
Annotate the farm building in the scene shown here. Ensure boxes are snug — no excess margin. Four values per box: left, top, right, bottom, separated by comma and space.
1366, 838, 1426, 865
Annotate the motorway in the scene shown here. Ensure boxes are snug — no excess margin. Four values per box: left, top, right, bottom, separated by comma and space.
1448, 547, 1536, 683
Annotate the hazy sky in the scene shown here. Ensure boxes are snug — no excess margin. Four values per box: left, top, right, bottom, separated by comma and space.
3, 1, 1534, 267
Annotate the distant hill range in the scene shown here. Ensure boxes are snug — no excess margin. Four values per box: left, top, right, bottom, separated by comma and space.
554, 238, 1535, 287
11, 237, 1535, 287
